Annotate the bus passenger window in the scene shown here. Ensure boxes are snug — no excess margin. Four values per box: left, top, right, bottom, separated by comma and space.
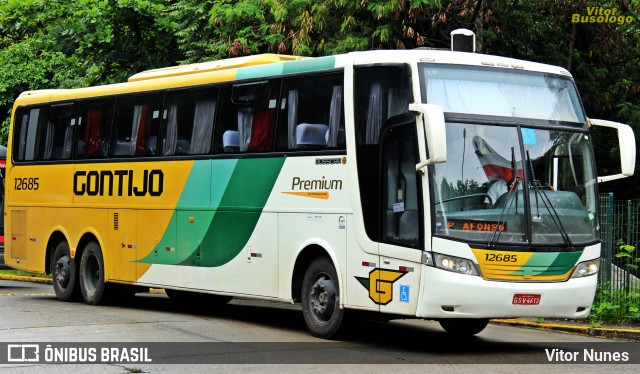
215, 81, 279, 154
41, 103, 76, 160
76, 100, 114, 159
354, 66, 411, 146
277, 73, 344, 151
12, 107, 44, 162
112, 94, 163, 157
162, 88, 218, 156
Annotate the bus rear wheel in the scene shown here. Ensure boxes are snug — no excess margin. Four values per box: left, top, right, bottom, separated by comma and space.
438, 318, 489, 336
79, 241, 106, 305
51, 241, 79, 301
301, 257, 344, 339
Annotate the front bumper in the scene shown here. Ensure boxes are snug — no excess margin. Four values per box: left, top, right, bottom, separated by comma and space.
416, 265, 597, 319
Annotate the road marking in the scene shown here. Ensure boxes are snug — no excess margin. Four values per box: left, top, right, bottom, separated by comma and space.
0, 293, 55, 296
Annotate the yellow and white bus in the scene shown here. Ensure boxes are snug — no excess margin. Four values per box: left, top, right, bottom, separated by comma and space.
5, 39, 636, 338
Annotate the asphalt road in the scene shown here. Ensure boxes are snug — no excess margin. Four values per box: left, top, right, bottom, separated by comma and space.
1, 279, 638, 373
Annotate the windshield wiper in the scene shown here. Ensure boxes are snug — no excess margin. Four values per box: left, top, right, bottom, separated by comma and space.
526, 151, 573, 249
487, 147, 519, 248
487, 181, 519, 248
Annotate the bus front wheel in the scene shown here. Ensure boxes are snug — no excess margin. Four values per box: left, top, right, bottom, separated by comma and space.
51, 241, 79, 301
439, 318, 489, 336
79, 241, 106, 305
301, 257, 344, 339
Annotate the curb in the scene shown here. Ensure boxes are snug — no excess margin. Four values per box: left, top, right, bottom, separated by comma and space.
492, 318, 640, 341
0, 273, 167, 294
0, 274, 52, 284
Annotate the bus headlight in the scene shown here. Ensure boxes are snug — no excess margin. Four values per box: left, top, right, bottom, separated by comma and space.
571, 259, 599, 278
433, 253, 479, 276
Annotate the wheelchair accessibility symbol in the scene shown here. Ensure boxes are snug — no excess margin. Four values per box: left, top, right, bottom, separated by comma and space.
399, 285, 410, 303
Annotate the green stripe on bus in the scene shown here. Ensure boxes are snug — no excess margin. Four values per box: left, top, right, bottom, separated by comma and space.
236, 63, 285, 80
235, 56, 336, 80
508, 251, 582, 276
178, 157, 285, 267
140, 157, 285, 267
282, 56, 336, 74
176, 160, 213, 207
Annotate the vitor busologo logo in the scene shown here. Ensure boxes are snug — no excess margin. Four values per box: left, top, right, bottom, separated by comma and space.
355, 269, 407, 305
571, 7, 634, 25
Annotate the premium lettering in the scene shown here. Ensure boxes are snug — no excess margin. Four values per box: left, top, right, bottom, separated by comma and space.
74, 169, 163, 197
291, 176, 342, 190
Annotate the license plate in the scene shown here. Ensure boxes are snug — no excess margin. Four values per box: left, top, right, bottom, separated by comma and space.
512, 294, 541, 305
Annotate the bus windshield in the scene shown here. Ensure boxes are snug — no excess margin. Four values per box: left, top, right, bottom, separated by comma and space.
420, 64, 586, 124
431, 122, 598, 245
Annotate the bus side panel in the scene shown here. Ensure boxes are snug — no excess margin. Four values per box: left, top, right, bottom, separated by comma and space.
277, 213, 347, 302
135, 210, 177, 287
137, 211, 279, 297
344, 214, 380, 311
5, 164, 75, 273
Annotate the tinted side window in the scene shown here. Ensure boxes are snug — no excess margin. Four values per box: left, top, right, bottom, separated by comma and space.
162, 87, 218, 156
353, 65, 412, 242
76, 99, 114, 159
354, 65, 412, 145
40, 103, 76, 161
277, 73, 345, 151
111, 94, 163, 157
12, 107, 44, 162
215, 81, 280, 154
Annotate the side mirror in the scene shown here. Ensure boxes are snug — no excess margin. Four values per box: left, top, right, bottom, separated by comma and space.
409, 103, 447, 172
589, 118, 636, 183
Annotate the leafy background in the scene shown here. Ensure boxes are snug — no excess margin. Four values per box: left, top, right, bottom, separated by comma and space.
1, 0, 638, 198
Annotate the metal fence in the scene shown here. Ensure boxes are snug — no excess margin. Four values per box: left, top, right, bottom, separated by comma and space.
598, 193, 640, 315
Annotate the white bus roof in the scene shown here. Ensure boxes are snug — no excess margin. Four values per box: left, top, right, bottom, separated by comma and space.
347, 49, 573, 77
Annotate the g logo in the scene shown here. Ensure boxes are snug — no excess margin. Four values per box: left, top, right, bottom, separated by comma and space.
356, 268, 407, 305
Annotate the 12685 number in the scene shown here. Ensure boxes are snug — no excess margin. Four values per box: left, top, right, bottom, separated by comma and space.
14, 177, 40, 190
485, 253, 518, 262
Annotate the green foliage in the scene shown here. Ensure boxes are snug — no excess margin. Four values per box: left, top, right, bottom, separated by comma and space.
0, 38, 82, 144
590, 288, 640, 324
171, 0, 445, 62
615, 239, 640, 271
0, 269, 51, 279
0, 0, 179, 145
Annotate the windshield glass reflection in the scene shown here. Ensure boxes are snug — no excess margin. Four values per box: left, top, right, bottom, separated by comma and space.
432, 123, 598, 245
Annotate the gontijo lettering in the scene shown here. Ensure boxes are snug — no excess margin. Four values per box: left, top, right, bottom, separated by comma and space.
73, 169, 164, 196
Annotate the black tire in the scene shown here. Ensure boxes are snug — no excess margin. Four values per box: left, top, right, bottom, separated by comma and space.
51, 241, 80, 301
165, 289, 232, 307
439, 318, 489, 336
301, 257, 344, 339
79, 241, 106, 305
